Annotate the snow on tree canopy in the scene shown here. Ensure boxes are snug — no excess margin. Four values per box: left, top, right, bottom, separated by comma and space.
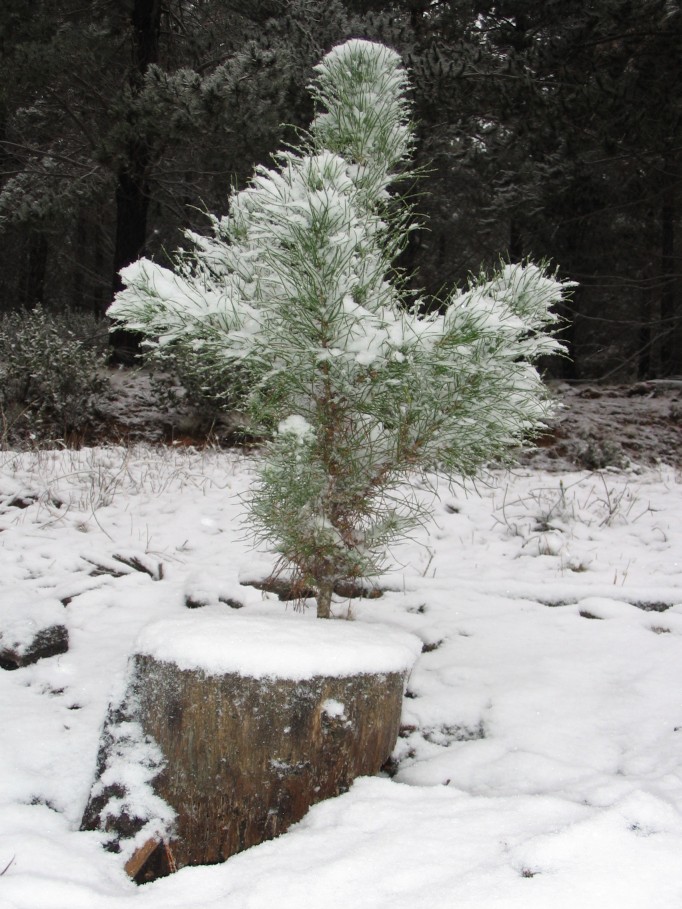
309, 39, 413, 195
108, 39, 571, 618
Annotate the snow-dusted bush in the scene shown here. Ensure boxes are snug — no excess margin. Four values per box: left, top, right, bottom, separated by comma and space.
0, 306, 108, 445
109, 39, 569, 618
143, 339, 249, 437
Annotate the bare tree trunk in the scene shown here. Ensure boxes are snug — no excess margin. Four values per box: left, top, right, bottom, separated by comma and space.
659, 159, 680, 376
508, 215, 523, 263
638, 289, 654, 380
23, 231, 48, 308
316, 580, 334, 618
108, 0, 161, 359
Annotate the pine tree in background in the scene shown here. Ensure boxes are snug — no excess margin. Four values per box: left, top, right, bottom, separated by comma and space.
109, 39, 569, 619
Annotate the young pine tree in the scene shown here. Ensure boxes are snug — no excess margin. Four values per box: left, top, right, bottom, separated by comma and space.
108, 39, 569, 618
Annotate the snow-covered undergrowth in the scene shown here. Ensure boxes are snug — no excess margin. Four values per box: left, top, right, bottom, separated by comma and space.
1, 445, 681, 907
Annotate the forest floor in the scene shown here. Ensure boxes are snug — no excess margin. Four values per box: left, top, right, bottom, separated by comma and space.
100, 369, 682, 470
522, 380, 682, 471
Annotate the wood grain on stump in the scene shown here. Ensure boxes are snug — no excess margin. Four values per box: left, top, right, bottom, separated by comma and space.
81, 611, 420, 882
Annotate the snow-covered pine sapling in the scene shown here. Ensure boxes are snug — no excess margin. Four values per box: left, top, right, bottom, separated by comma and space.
108, 39, 570, 619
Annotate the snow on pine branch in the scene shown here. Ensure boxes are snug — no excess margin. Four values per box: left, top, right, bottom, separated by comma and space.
309, 39, 414, 197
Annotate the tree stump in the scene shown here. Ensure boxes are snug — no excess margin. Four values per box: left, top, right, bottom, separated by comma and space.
81, 610, 420, 882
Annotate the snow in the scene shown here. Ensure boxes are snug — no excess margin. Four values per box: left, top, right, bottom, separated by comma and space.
87, 719, 176, 864
1, 444, 682, 907
276, 414, 314, 440
322, 698, 347, 719
135, 611, 421, 679
0, 591, 65, 658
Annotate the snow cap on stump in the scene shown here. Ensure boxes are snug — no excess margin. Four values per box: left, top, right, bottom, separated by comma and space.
134, 609, 422, 679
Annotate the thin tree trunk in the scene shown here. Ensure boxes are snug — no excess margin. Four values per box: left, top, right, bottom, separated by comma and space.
24, 232, 48, 308
508, 215, 523, 263
109, 153, 152, 358
659, 165, 679, 375
112, 160, 151, 296
107, 0, 161, 358
72, 210, 88, 310
316, 581, 333, 619
92, 220, 107, 318
637, 289, 654, 380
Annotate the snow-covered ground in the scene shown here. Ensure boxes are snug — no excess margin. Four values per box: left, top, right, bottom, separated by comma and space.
1, 443, 681, 908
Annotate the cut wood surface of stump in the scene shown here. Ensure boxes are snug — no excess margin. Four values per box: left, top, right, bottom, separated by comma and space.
82, 609, 420, 882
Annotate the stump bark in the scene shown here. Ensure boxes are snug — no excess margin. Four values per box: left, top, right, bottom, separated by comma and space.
81, 611, 420, 882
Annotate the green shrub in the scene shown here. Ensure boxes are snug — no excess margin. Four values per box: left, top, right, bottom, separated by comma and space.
143, 338, 249, 434
0, 306, 108, 445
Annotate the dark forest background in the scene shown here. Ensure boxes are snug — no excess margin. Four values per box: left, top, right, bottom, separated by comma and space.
1, 0, 680, 380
